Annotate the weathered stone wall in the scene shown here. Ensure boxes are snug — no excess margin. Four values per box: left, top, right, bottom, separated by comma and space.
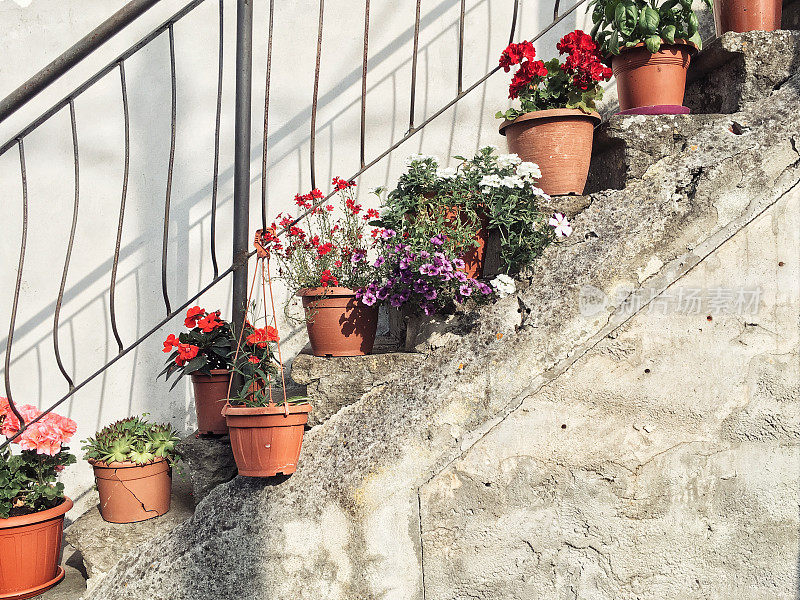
83, 34, 800, 600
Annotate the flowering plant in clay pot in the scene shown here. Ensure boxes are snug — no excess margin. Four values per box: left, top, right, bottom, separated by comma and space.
496, 31, 611, 195
266, 177, 381, 357
0, 400, 77, 597
81, 416, 180, 523
587, 0, 711, 112
159, 306, 234, 435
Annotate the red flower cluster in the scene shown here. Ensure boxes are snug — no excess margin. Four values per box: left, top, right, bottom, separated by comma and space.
246, 326, 279, 348
499, 41, 549, 99
163, 334, 200, 366
295, 188, 325, 211
183, 306, 224, 333
184, 306, 204, 328
556, 30, 612, 90
320, 269, 339, 287
1, 398, 77, 456
332, 176, 356, 191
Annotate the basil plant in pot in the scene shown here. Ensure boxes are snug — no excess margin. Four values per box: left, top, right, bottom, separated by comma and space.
496, 30, 612, 195
0, 400, 77, 598
82, 416, 180, 524
588, 0, 711, 112
160, 307, 234, 435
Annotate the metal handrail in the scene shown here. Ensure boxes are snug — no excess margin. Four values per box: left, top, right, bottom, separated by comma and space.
0, 0, 164, 124
1, 0, 590, 448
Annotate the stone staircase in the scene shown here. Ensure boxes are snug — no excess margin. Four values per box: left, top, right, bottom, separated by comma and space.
47, 28, 800, 600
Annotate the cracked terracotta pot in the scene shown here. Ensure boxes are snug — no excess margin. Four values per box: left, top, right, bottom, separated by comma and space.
190, 369, 230, 435
499, 108, 601, 196
89, 458, 171, 524
713, 0, 782, 33
298, 287, 378, 357
611, 41, 697, 112
0, 496, 71, 599
222, 403, 312, 477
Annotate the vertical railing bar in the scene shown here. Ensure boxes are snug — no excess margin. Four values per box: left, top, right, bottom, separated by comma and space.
261, 0, 275, 232
457, 0, 465, 94
409, 0, 422, 131
509, 0, 520, 44
553, 0, 562, 20
110, 61, 130, 353
161, 24, 177, 315
359, 0, 370, 169
210, 0, 224, 278
4, 139, 28, 428
309, 0, 325, 190
53, 100, 80, 389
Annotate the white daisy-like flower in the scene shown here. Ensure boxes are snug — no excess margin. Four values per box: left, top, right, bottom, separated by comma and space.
490, 274, 517, 298
436, 166, 458, 179
497, 153, 522, 169
500, 175, 524, 188
517, 161, 542, 180
549, 212, 573, 238
479, 174, 502, 191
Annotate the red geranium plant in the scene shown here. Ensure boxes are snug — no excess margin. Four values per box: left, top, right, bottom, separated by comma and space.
268, 177, 379, 306
495, 30, 612, 121
159, 306, 234, 389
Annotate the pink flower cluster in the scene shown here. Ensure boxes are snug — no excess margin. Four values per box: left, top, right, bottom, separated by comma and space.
0, 398, 77, 456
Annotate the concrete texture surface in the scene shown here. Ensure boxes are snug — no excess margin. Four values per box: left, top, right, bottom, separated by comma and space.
79, 31, 800, 600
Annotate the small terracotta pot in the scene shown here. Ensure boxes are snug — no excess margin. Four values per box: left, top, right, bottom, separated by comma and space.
190, 369, 230, 435
222, 403, 312, 477
611, 42, 696, 111
89, 458, 172, 524
298, 287, 378, 357
0, 497, 71, 599
499, 109, 601, 196
714, 0, 782, 32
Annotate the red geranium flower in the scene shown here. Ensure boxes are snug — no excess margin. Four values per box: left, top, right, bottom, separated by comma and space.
246, 326, 280, 348
317, 242, 334, 257
163, 333, 179, 353
197, 311, 223, 333
185, 306, 205, 328
320, 270, 339, 287
175, 343, 199, 366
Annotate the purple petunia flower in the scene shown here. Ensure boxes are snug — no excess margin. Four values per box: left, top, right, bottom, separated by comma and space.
377, 285, 391, 301
455, 271, 468, 283
389, 294, 406, 307
351, 249, 367, 264
453, 258, 465, 270
430, 233, 446, 246
419, 263, 436, 276
478, 282, 493, 295
381, 229, 397, 239
459, 284, 473, 296
362, 291, 378, 306
421, 303, 435, 315
424, 288, 437, 301
374, 256, 385, 268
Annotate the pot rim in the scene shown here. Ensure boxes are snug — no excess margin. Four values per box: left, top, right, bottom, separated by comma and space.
0, 496, 72, 529
498, 108, 602, 136
607, 38, 698, 64
222, 402, 313, 416
297, 286, 358, 298
88, 457, 169, 469
190, 368, 230, 378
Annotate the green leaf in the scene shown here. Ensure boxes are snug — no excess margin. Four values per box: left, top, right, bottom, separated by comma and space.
642, 6, 660, 33
614, 1, 638, 37
687, 12, 699, 35
688, 30, 703, 49
679, 0, 692, 8
608, 30, 621, 54
645, 34, 662, 53
662, 24, 676, 43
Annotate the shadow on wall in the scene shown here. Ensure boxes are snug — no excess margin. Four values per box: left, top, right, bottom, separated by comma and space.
0, 0, 574, 432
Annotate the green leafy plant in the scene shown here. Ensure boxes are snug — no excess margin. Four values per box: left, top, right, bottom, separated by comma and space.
588, 0, 710, 56
81, 416, 181, 466
495, 31, 612, 121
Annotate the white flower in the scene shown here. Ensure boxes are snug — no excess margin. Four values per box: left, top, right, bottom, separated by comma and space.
497, 153, 522, 169
436, 166, 458, 179
479, 174, 502, 192
500, 175, 524, 188
530, 186, 550, 201
516, 161, 541, 180
490, 274, 517, 298
405, 154, 438, 167
549, 212, 573, 238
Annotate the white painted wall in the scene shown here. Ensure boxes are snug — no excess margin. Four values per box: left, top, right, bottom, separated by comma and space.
0, 0, 591, 515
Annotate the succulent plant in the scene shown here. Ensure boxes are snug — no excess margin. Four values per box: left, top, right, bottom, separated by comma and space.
81, 416, 181, 466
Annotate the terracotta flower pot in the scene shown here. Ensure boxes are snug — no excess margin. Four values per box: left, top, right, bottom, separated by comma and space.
413, 201, 488, 278
611, 41, 696, 112
714, 0, 782, 32
0, 497, 72, 599
298, 287, 378, 357
190, 369, 230, 435
499, 108, 601, 196
222, 403, 312, 477
89, 458, 172, 524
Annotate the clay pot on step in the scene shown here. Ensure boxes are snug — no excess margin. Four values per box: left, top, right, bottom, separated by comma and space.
89, 458, 172, 523
611, 41, 696, 112
713, 0, 782, 33
190, 369, 231, 435
222, 402, 312, 477
298, 287, 378, 357
0, 497, 72, 599
414, 199, 488, 278
499, 108, 601, 196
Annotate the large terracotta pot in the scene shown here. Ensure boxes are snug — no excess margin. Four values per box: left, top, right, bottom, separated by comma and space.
499, 108, 601, 196
298, 287, 378, 357
222, 403, 312, 477
89, 458, 171, 523
714, 0, 782, 32
190, 369, 230, 435
0, 497, 72, 599
412, 201, 488, 278
611, 41, 696, 111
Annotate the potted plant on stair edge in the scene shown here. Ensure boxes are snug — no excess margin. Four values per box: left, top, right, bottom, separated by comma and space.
713, 0, 781, 34
160, 307, 234, 435
496, 30, 612, 196
588, 0, 710, 113
0, 400, 77, 599
82, 416, 180, 524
